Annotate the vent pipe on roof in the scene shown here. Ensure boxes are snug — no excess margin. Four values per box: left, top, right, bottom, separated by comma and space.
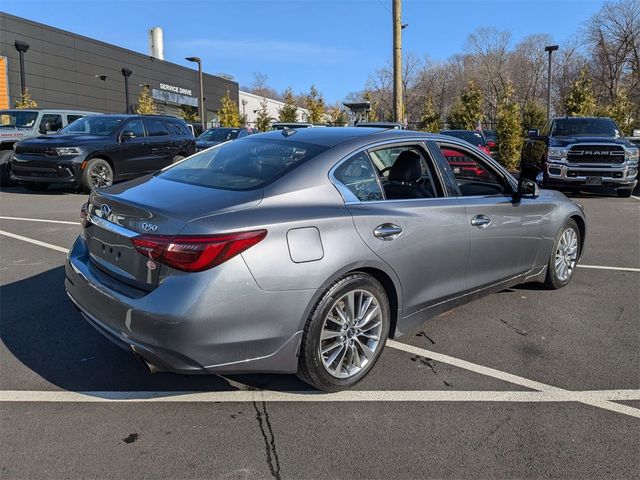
148, 27, 164, 60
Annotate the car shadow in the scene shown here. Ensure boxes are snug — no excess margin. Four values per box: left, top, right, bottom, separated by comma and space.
0, 184, 83, 196
1, 266, 312, 396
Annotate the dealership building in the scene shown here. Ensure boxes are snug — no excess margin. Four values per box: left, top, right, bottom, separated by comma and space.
0, 12, 239, 125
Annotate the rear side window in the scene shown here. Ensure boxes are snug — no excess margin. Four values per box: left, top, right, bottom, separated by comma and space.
158, 138, 328, 190
67, 114, 84, 124
334, 151, 383, 202
144, 119, 170, 136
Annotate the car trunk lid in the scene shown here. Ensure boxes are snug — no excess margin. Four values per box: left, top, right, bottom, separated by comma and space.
84, 175, 263, 290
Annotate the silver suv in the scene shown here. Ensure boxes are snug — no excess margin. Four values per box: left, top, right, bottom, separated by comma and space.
0, 109, 99, 185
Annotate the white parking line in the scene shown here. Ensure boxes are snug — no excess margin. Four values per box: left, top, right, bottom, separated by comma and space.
1, 389, 638, 404
386, 340, 640, 419
0, 216, 78, 226
631, 195, 640, 201
0, 230, 69, 254
579, 264, 640, 273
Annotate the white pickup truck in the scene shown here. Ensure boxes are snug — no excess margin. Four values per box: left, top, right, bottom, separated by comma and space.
0, 108, 98, 185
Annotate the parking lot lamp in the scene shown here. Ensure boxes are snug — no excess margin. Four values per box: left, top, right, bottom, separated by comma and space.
186, 57, 205, 131
121, 68, 133, 114
544, 45, 559, 120
14, 40, 30, 96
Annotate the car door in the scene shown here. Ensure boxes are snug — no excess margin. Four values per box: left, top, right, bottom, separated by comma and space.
117, 119, 150, 176
433, 141, 544, 289
143, 118, 173, 170
334, 142, 470, 318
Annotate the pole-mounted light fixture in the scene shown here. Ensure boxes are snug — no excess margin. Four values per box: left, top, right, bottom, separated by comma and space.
14, 40, 30, 96
186, 56, 205, 131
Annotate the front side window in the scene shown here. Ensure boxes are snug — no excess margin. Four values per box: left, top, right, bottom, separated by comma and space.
123, 119, 146, 137
60, 116, 123, 136
439, 145, 508, 196
158, 137, 328, 190
39, 114, 63, 133
334, 151, 383, 202
66, 114, 84, 124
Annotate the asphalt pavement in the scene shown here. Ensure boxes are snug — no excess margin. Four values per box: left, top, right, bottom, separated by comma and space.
1, 185, 638, 480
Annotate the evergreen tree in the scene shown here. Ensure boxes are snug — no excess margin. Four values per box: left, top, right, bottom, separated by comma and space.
596, 89, 634, 136
326, 105, 348, 126
446, 81, 483, 130
496, 84, 523, 171
521, 101, 546, 131
278, 88, 298, 122
135, 85, 156, 114
218, 91, 240, 127
565, 69, 596, 117
417, 94, 441, 132
15, 88, 37, 109
305, 85, 325, 123
239, 112, 249, 128
179, 105, 199, 123
255, 98, 272, 132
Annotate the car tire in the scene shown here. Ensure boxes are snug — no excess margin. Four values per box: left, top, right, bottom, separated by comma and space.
297, 272, 390, 392
616, 188, 633, 198
81, 158, 113, 192
171, 155, 185, 165
22, 182, 50, 192
544, 219, 581, 289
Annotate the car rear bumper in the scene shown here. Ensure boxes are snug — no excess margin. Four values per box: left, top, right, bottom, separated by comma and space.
64, 235, 312, 374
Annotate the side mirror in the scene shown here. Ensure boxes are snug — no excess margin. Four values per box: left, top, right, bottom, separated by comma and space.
527, 129, 540, 139
516, 178, 540, 199
120, 130, 136, 141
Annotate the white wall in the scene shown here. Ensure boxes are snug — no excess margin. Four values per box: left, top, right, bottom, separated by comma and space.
239, 91, 309, 126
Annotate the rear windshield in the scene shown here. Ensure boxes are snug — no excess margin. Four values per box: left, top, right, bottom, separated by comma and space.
61, 116, 123, 136
442, 131, 486, 146
158, 137, 329, 190
552, 118, 619, 137
0, 110, 38, 129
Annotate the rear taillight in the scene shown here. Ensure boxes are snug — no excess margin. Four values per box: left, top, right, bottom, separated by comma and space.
131, 230, 267, 272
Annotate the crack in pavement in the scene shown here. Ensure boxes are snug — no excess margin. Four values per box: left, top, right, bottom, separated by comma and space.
499, 318, 529, 336
410, 355, 452, 387
252, 401, 282, 480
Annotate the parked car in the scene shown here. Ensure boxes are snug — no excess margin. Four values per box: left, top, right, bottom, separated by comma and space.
440, 130, 491, 155
66, 127, 586, 391
520, 117, 639, 197
0, 108, 98, 185
483, 129, 498, 156
186, 123, 204, 138
355, 122, 404, 129
11, 114, 196, 192
196, 127, 252, 151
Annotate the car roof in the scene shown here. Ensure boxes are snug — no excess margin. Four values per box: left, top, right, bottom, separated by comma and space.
252, 127, 454, 147
0, 109, 99, 114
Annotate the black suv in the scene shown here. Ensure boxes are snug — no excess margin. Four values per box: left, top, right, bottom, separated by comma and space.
520, 117, 639, 197
11, 114, 196, 192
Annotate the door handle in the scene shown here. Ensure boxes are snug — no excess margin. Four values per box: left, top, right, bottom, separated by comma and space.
471, 215, 491, 228
374, 223, 403, 240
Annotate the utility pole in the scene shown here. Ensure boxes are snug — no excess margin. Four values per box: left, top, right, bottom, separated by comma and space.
392, 0, 403, 124
544, 45, 559, 120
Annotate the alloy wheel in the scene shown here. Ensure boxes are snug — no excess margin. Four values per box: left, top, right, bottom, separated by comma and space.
319, 289, 383, 379
555, 227, 578, 282
90, 164, 112, 188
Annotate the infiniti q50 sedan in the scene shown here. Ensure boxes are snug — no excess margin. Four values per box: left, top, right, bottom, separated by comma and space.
65, 127, 586, 391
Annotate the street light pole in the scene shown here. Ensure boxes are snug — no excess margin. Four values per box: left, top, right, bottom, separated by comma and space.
186, 57, 205, 131
392, 0, 403, 124
544, 45, 559, 121
121, 68, 133, 114
14, 40, 30, 96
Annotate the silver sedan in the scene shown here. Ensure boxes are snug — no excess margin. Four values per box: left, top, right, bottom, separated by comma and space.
65, 128, 586, 391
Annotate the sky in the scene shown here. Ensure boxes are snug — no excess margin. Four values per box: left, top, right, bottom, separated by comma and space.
2, 0, 605, 103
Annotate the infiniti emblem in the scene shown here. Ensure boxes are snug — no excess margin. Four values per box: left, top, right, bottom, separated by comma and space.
140, 222, 158, 232
100, 204, 112, 216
